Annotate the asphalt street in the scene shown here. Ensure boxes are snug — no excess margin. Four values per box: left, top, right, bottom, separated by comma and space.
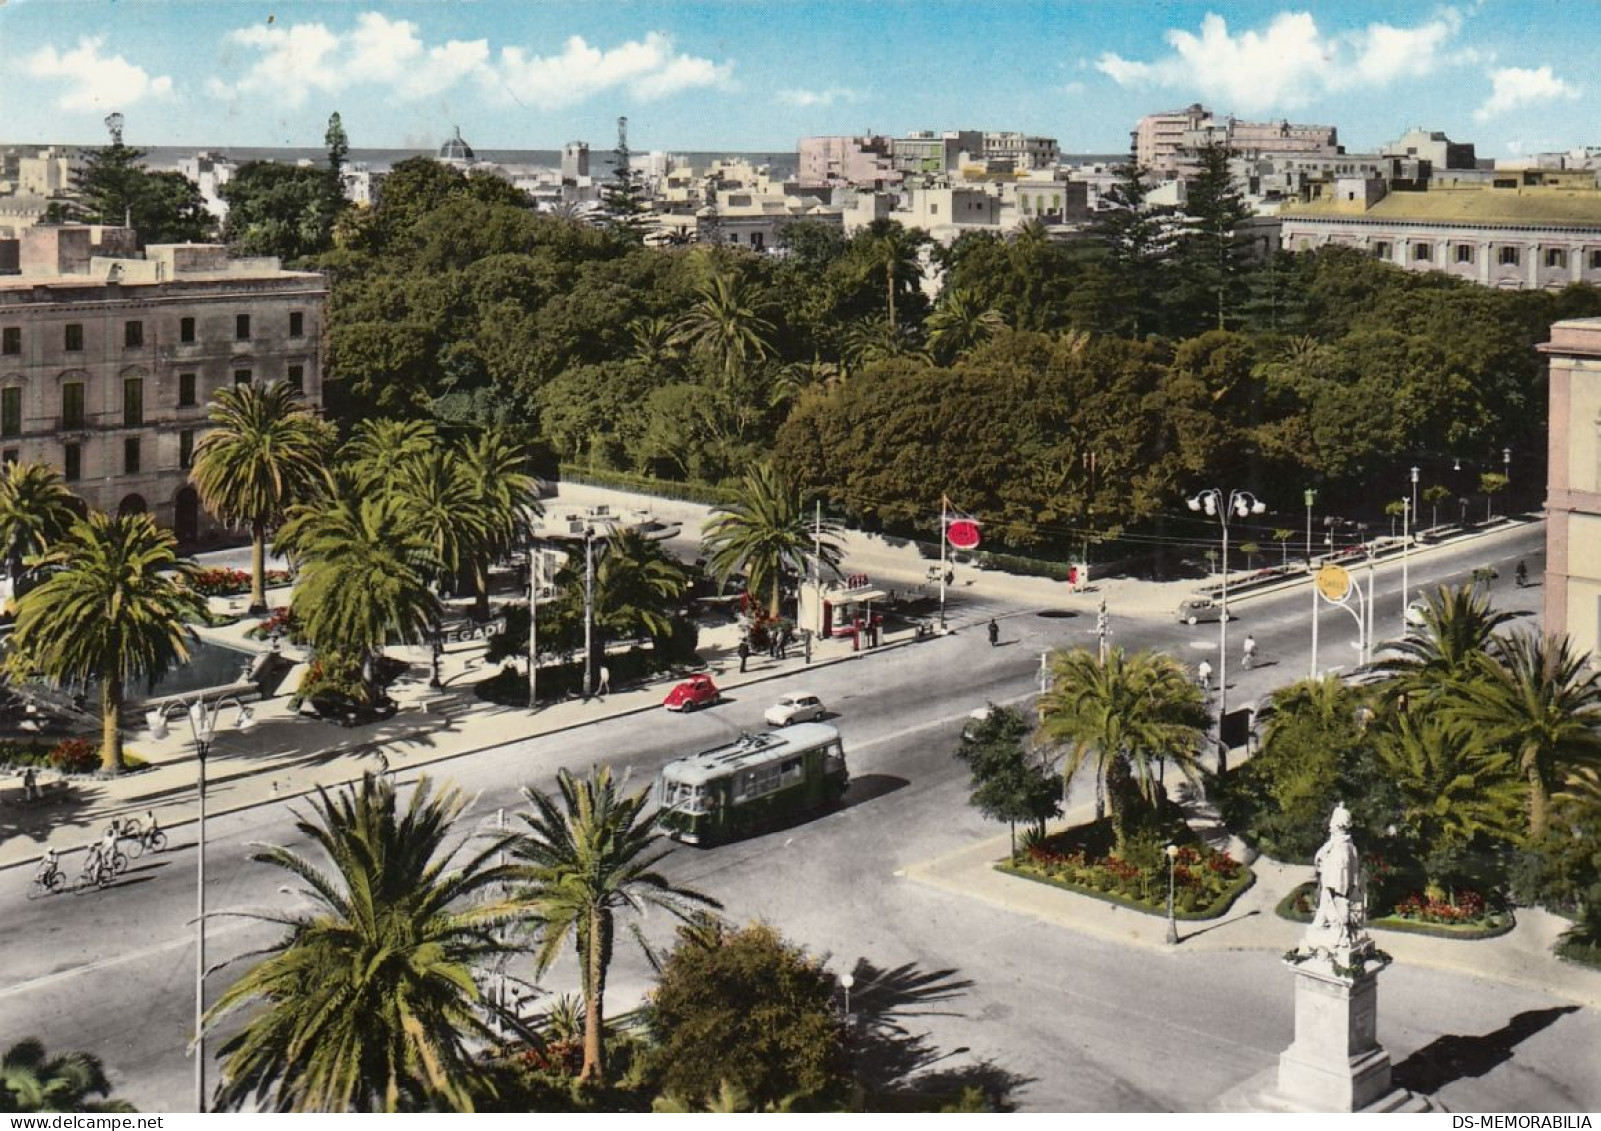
3, 523, 1591, 1113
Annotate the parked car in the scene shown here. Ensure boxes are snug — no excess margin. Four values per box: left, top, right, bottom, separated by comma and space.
1404, 599, 1429, 629
1177, 598, 1231, 625
663, 674, 720, 712
764, 692, 826, 727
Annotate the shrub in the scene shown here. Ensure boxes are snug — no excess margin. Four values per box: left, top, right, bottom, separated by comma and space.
47, 737, 98, 774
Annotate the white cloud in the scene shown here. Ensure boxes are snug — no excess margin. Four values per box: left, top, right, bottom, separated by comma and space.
1062, 81, 1086, 96
1474, 65, 1579, 121
777, 87, 860, 108
1096, 9, 1465, 114
215, 21, 344, 106
486, 32, 731, 108
26, 37, 174, 112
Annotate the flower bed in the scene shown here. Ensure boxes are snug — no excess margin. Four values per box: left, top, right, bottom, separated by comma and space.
190, 567, 293, 598
998, 835, 1256, 921
246, 606, 299, 642
1276, 881, 1514, 940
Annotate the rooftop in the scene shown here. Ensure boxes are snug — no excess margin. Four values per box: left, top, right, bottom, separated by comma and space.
1284, 185, 1601, 228
659, 722, 840, 786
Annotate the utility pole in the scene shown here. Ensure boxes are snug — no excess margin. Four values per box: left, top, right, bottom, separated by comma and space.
938, 494, 949, 630
583, 525, 596, 699
1095, 598, 1110, 665
527, 545, 541, 708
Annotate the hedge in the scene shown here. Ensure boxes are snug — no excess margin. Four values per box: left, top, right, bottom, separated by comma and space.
557, 465, 739, 508
995, 858, 1257, 921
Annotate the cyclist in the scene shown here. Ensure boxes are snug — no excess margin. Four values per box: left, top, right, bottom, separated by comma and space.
1515, 561, 1528, 588
91, 824, 123, 876
1197, 659, 1213, 692
1243, 634, 1258, 669
34, 848, 59, 884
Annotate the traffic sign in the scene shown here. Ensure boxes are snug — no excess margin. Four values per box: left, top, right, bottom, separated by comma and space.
947, 519, 981, 550
1315, 564, 1352, 602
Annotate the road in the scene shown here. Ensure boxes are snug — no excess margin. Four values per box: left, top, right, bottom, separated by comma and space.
5, 523, 1592, 1112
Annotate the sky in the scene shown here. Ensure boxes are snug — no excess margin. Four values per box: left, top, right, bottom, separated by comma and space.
0, 1, 1595, 159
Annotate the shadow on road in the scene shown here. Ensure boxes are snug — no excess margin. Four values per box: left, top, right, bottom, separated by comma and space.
841, 774, 909, 808
1392, 1005, 1579, 1095
843, 957, 1032, 1110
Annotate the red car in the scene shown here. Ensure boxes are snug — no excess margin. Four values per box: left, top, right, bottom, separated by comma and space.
663, 674, 720, 712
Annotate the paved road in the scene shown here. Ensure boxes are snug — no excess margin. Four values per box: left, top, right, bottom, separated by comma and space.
4, 524, 1589, 1113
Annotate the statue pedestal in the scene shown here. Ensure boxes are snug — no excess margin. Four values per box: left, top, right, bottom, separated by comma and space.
1276, 954, 1398, 1111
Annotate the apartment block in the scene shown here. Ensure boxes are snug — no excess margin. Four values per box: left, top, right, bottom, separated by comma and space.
0, 226, 325, 541
1542, 317, 1601, 662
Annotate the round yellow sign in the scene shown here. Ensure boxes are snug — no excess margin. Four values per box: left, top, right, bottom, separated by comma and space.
1316, 564, 1352, 602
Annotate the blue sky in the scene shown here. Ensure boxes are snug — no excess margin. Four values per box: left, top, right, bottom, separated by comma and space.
1, 1, 1594, 159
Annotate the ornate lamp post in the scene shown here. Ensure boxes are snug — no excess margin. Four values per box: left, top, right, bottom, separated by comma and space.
146, 694, 257, 1113
1187, 488, 1267, 770
1165, 843, 1180, 944
1303, 488, 1316, 566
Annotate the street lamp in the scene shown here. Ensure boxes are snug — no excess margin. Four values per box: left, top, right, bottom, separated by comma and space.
146, 694, 256, 1114
1503, 447, 1511, 485
1187, 488, 1267, 772
1410, 466, 1420, 525
839, 972, 855, 1022
1303, 488, 1316, 567
1400, 495, 1412, 636
1165, 843, 1180, 945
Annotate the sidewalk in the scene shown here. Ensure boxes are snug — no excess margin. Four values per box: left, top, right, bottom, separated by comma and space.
900, 824, 1601, 1009
0, 590, 924, 871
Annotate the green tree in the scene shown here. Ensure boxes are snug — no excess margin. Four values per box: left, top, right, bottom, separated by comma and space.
862, 220, 931, 333
925, 288, 1007, 364
220, 163, 347, 262
512, 766, 719, 1086
278, 486, 440, 690
0, 462, 79, 580
190, 380, 332, 612
0, 1038, 134, 1113
671, 269, 776, 386
341, 418, 439, 494
647, 922, 849, 1110
392, 445, 486, 593
592, 528, 689, 644
1173, 140, 1253, 334
208, 774, 519, 1112
458, 428, 542, 620
325, 112, 349, 177
1422, 483, 1452, 531
9, 513, 198, 773
1447, 633, 1601, 839
1371, 583, 1515, 705
57, 143, 213, 246
955, 704, 1060, 854
701, 463, 843, 618
1037, 647, 1209, 850
1479, 470, 1509, 521
1089, 158, 1176, 336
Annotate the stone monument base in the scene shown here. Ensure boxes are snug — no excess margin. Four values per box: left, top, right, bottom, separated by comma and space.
1213, 1068, 1439, 1113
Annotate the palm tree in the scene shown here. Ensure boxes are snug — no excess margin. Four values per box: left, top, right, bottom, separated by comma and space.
10, 513, 199, 773
0, 462, 79, 581
925, 288, 1007, 364
1037, 647, 1209, 849
511, 766, 719, 1086
457, 429, 541, 621
671, 269, 776, 386
863, 220, 929, 332
208, 774, 520, 1112
341, 419, 439, 495
278, 485, 439, 690
592, 528, 689, 644
1370, 582, 1515, 705
391, 445, 486, 594
191, 380, 332, 612
701, 463, 843, 619
1446, 632, 1601, 839
627, 315, 680, 370
0, 1038, 134, 1113
1369, 712, 1524, 883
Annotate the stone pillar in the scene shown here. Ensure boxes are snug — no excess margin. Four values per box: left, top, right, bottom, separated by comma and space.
1479, 240, 1492, 286
1276, 955, 1397, 1111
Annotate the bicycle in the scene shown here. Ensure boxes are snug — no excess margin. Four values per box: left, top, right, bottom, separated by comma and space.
138, 823, 168, 855
77, 854, 113, 891
27, 861, 65, 900
107, 816, 143, 858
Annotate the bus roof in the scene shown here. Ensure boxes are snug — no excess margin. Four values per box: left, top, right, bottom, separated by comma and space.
659, 722, 840, 787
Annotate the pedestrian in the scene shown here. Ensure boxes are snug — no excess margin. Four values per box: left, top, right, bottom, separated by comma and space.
803, 629, 813, 665
987, 619, 999, 647
1243, 634, 1257, 669
22, 767, 38, 802
1197, 659, 1213, 692
1515, 560, 1528, 588
777, 628, 788, 660
737, 639, 750, 673
597, 664, 611, 698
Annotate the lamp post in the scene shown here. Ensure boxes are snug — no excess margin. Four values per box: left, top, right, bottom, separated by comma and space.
146, 694, 257, 1114
1400, 495, 1412, 636
1187, 488, 1267, 771
1165, 843, 1180, 944
1303, 488, 1316, 567
839, 972, 855, 1022
1410, 466, 1420, 524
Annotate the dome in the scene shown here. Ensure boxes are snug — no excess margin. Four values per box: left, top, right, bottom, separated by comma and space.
438, 126, 475, 164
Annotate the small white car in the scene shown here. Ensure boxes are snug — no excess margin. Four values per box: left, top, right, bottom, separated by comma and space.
765, 692, 826, 727
1404, 600, 1429, 629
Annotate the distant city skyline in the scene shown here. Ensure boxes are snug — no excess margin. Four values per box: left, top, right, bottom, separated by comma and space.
0, 1, 1593, 160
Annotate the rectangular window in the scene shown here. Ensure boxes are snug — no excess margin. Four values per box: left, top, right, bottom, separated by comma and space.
62, 382, 85, 429
1, 388, 20, 437
2, 449, 17, 465
235, 314, 251, 341
1499, 246, 1520, 266
64, 323, 84, 351
1591, 250, 1601, 271
179, 429, 195, 470
1547, 248, 1567, 269
124, 437, 141, 475
64, 442, 81, 482
123, 377, 143, 427
1413, 243, 1432, 261
124, 320, 143, 348
233, 369, 252, 386
1456, 245, 1474, 264
1372, 242, 1391, 260
287, 364, 304, 393
179, 372, 196, 407
289, 311, 304, 338
180, 316, 196, 343
1, 328, 19, 356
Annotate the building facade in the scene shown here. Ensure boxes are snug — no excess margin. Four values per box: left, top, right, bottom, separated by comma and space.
1542, 317, 1601, 662
0, 227, 325, 540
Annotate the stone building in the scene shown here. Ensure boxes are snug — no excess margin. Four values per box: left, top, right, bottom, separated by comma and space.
1542, 317, 1601, 662
0, 226, 325, 540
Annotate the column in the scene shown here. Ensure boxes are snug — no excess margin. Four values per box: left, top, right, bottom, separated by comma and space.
1478, 240, 1492, 286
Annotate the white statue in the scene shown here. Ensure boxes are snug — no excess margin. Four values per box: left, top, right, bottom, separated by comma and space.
1302, 802, 1369, 963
